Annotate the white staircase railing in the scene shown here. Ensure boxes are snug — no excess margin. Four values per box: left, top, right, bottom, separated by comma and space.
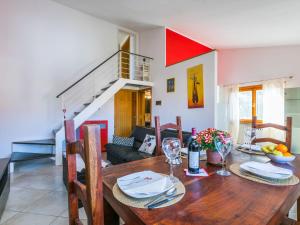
54, 50, 153, 165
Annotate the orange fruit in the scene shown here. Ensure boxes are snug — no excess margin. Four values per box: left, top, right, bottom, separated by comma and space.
283, 152, 292, 157
276, 144, 288, 153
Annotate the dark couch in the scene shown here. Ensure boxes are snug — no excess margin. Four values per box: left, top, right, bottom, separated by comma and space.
63, 126, 191, 188
106, 126, 191, 165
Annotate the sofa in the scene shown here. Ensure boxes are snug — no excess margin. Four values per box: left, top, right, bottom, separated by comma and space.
63, 126, 191, 187
106, 126, 191, 165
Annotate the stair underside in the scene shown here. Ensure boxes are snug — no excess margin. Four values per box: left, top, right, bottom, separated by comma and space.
11, 139, 55, 162
11, 152, 55, 163
12, 139, 55, 146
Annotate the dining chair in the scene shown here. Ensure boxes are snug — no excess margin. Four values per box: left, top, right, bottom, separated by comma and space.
252, 116, 292, 151
252, 116, 299, 225
64, 120, 104, 225
154, 116, 183, 156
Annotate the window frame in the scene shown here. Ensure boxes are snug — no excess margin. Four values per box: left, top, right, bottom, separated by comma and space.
239, 84, 263, 124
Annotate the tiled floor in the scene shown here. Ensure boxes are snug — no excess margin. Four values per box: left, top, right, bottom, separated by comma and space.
1, 158, 298, 224
0, 158, 87, 225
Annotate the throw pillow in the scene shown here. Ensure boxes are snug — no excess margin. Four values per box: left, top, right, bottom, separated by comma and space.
138, 134, 156, 155
112, 135, 134, 147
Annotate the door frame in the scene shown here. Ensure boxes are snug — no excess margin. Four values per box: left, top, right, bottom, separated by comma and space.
118, 29, 138, 79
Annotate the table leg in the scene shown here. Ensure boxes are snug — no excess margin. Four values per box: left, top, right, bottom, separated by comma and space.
104, 198, 119, 225
297, 197, 300, 221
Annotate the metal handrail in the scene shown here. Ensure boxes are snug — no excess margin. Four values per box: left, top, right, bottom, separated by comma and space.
56, 50, 153, 98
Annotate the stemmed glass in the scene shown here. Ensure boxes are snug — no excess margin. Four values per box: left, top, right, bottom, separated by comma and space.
245, 127, 256, 153
162, 138, 181, 184
214, 137, 233, 176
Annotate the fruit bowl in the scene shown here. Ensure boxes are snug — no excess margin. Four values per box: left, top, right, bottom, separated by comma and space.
266, 153, 295, 164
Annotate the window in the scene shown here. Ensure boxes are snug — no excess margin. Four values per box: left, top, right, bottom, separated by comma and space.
239, 85, 263, 123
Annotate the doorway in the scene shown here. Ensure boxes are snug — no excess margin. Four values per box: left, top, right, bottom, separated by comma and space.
114, 89, 152, 137
120, 36, 130, 79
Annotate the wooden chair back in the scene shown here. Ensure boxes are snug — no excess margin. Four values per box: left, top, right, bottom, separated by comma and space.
64, 120, 104, 225
154, 116, 183, 156
252, 116, 292, 151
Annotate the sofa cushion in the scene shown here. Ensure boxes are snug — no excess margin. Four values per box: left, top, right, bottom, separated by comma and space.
112, 135, 134, 147
130, 126, 155, 143
138, 134, 156, 155
131, 126, 155, 152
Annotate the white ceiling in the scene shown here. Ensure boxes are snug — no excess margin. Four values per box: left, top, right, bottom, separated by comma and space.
53, 0, 300, 49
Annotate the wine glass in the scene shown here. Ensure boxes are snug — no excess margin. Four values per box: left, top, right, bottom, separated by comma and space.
244, 127, 256, 153
162, 138, 181, 184
214, 137, 233, 176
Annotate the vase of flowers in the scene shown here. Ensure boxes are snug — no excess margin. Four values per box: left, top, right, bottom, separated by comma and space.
196, 128, 231, 165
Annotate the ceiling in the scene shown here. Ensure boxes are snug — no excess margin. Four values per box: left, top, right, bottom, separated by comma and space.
53, 0, 300, 49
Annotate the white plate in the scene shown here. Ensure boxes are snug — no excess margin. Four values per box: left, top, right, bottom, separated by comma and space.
240, 144, 262, 152
117, 171, 174, 199
240, 161, 293, 180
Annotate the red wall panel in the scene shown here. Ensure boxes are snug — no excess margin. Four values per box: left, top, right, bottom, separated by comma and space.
166, 28, 213, 67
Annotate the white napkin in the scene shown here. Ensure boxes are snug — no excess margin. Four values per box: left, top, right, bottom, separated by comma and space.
117, 171, 173, 196
241, 144, 262, 152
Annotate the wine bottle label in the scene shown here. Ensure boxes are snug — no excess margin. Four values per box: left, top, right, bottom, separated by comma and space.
189, 152, 199, 169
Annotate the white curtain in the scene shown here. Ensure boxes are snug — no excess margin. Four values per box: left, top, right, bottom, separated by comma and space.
262, 79, 285, 140
227, 85, 240, 144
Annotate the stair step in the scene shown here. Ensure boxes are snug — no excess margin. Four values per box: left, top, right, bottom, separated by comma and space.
94, 93, 102, 98
83, 102, 91, 107
12, 139, 55, 146
74, 112, 80, 116
109, 79, 118, 84
11, 152, 55, 163
101, 86, 110, 91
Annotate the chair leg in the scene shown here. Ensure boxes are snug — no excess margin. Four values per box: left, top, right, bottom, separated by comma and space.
104, 199, 119, 225
297, 197, 300, 221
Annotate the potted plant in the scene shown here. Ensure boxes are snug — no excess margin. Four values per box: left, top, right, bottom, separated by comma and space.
196, 128, 231, 165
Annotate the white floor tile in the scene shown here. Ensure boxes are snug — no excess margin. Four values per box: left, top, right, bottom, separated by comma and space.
6, 187, 50, 211
0, 210, 18, 224
0, 212, 56, 225
24, 191, 68, 216
59, 207, 87, 220
289, 212, 297, 220
50, 217, 87, 225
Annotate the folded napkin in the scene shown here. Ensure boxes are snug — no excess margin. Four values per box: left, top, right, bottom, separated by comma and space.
117, 171, 173, 196
240, 144, 261, 152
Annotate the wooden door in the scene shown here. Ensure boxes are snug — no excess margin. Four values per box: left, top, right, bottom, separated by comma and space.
137, 91, 145, 126
114, 90, 136, 137
120, 36, 130, 79
114, 89, 152, 136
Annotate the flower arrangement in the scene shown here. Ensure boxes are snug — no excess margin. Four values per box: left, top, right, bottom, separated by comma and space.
196, 128, 231, 151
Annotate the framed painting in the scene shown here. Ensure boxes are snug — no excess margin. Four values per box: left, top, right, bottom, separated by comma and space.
187, 64, 204, 108
167, 78, 175, 93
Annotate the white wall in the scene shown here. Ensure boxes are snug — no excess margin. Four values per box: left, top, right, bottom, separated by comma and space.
218, 46, 300, 87
0, 0, 121, 158
217, 46, 300, 149
139, 28, 217, 132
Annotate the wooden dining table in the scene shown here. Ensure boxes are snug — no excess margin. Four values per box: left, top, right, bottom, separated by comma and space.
102, 150, 300, 225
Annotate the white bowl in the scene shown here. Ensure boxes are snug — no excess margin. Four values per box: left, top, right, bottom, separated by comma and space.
266, 154, 296, 164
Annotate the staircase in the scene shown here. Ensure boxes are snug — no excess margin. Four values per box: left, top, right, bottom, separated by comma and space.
55, 50, 153, 165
